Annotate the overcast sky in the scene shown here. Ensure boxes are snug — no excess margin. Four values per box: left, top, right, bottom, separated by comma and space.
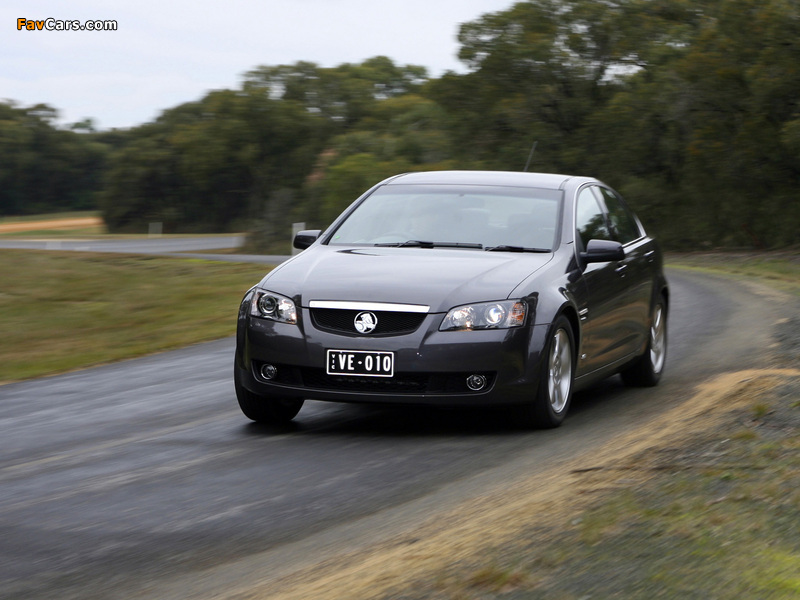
2, 0, 514, 130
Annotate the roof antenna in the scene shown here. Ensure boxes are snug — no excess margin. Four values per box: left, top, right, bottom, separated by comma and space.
523, 140, 538, 172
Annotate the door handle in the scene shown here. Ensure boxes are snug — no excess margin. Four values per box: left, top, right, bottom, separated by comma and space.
615, 264, 628, 276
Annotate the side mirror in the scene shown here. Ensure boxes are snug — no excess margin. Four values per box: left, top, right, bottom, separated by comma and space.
293, 229, 322, 250
580, 239, 625, 264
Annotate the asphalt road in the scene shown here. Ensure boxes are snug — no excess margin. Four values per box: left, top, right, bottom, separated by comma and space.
0, 269, 782, 599
0, 235, 245, 253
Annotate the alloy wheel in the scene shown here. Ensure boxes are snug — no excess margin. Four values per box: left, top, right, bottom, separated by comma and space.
650, 304, 666, 374
548, 328, 572, 413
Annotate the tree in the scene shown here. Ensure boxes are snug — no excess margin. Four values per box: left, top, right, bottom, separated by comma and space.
0, 101, 108, 216
243, 57, 429, 128
319, 153, 411, 223
437, 0, 800, 247
100, 82, 326, 234
581, 0, 800, 247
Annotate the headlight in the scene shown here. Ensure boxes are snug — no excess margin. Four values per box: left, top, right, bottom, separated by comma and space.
440, 300, 527, 331
250, 290, 297, 324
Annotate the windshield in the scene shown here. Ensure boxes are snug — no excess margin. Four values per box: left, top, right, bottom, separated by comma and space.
327, 184, 562, 250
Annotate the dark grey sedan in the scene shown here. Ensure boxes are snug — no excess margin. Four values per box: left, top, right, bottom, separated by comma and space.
234, 171, 668, 428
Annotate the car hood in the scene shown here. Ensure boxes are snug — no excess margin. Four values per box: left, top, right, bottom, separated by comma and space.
260, 246, 553, 313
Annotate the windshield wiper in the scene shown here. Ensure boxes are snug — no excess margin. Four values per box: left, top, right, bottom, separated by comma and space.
374, 239, 434, 248
485, 245, 551, 253
374, 240, 483, 249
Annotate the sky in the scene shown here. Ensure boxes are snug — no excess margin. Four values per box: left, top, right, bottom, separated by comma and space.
2, 0, 514, 130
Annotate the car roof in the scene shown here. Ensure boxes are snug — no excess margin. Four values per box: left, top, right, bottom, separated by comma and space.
384, 170, 584, 190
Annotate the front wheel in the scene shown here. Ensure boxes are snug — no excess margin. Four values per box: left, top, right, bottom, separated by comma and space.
514, 315, 575, 429
234, 368, 304, 424
621, 296, 667, 387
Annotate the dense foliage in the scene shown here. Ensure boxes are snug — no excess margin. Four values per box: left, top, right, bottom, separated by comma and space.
2, 0, 799, 248
0, 103, 109, 216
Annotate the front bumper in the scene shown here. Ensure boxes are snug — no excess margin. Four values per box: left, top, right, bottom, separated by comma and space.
235, 307, 550, 407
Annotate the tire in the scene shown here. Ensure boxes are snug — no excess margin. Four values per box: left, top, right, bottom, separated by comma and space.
620, 295, 667, 387
515, 315, 575, 429
234, 368, 304, 424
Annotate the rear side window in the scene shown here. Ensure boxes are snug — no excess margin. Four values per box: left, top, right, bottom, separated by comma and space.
575, 187, 612, 249
598, 188, 642, 244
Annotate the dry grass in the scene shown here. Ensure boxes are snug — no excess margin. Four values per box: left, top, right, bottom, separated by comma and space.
0, 250, 269, 383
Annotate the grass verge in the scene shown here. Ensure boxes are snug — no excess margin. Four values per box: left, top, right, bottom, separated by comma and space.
429, 376, 800, 600
668, 250, 800, 293
518, 384, 794, 599
0, 250, 269, 383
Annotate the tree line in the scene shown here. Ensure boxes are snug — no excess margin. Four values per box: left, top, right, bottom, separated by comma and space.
1, 0, 798, 250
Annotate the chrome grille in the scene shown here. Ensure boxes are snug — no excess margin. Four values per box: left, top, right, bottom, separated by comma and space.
310, 308, 426, 336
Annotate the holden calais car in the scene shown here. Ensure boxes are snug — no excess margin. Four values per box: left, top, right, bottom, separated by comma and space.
234, 171, 668, 428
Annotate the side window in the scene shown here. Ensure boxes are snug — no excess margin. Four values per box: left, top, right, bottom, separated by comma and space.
575, 187, 612, 249
598, 188, 642, 245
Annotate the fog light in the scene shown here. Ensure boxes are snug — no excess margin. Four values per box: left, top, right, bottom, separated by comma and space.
260, 364, 278, 380
466, 374, 487, 391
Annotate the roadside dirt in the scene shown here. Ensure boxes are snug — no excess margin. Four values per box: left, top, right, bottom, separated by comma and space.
0, 216, 103, 233
223, 366, 798, 600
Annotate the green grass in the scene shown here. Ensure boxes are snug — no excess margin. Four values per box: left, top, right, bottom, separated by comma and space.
558, 410, 800, 599
0, 250, 269, 383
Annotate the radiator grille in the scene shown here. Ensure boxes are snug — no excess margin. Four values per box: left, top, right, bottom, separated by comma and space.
310, 308, 426, 336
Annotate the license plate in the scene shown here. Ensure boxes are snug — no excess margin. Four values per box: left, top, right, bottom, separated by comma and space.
326, 350, 394, 378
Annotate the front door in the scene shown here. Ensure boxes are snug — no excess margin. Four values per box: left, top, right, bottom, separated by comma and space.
574, 186, 642, 376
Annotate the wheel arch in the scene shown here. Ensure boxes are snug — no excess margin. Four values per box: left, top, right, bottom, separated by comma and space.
660, 284, 670, 314
546, 303, 580, 373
